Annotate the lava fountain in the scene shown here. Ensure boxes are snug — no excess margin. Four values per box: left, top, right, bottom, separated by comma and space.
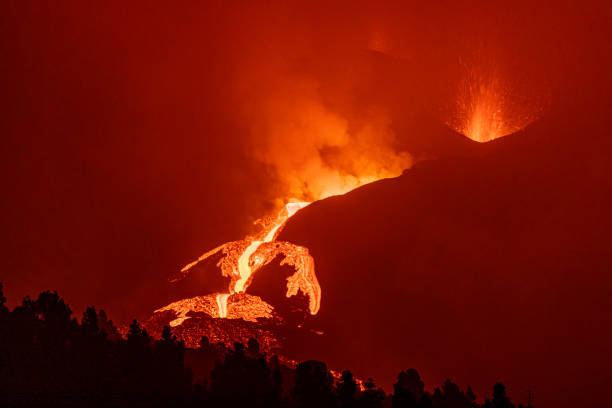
447, 59, 543, 142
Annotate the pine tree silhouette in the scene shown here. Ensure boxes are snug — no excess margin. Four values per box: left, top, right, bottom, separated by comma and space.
292, 360, 337, 408
0, 282, 7, 315
337, 370, 359, 408
209, 340, 281, 408
393, 368, 424, 408
359, 377, 386, 408
491, 383, 515, 408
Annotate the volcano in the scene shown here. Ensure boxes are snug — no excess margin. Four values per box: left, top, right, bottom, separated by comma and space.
274, 107, 612, 408
145, 99, 611, 408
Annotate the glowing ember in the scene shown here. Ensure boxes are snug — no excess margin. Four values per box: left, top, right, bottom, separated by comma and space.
460, 77, 508, 142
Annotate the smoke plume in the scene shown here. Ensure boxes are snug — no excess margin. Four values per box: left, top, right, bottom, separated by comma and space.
234, 63, 411, 203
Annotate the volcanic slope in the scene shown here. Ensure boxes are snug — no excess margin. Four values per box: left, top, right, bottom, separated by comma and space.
277, 109, 612, 408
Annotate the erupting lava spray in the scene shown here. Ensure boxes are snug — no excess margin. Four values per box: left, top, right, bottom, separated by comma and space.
447, 57, 543, 142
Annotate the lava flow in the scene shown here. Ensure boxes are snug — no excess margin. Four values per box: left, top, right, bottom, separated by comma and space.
157, 201, 320, 325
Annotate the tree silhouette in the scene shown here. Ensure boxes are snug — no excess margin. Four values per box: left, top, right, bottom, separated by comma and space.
120, 319, 156, 398
337, 370, 359, 408
431, 379, 475, 408
419, 391, 434, 408
292, 360, 337, 408
466, 386, 478, 408
393, 368, 425, 408
127, 318, 151, 345
81, 306, 99, 334
491, 383, 515, 408
0, 282, 7, 315
209, 340, 281, 408
97, 309, 121, 341
359, 377, 386, 408
153, 325, 192, 401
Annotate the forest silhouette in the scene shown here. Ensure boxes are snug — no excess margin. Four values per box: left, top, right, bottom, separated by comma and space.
0, 283, 531, 408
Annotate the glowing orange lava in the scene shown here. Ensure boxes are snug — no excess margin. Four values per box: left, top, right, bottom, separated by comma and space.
216, 293, 230, 318
447, 61, 541, 142
169, 201, 319, 323
163, 161, 409, 327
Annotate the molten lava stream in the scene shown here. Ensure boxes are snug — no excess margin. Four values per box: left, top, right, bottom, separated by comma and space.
173, 201, 319, 322
216, 294, 229, 318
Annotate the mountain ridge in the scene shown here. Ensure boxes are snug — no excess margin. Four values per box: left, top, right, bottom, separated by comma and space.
275, 114, 611, 408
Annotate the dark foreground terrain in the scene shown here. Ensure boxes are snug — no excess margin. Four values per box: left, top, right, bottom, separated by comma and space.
0, 283, 530, 408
